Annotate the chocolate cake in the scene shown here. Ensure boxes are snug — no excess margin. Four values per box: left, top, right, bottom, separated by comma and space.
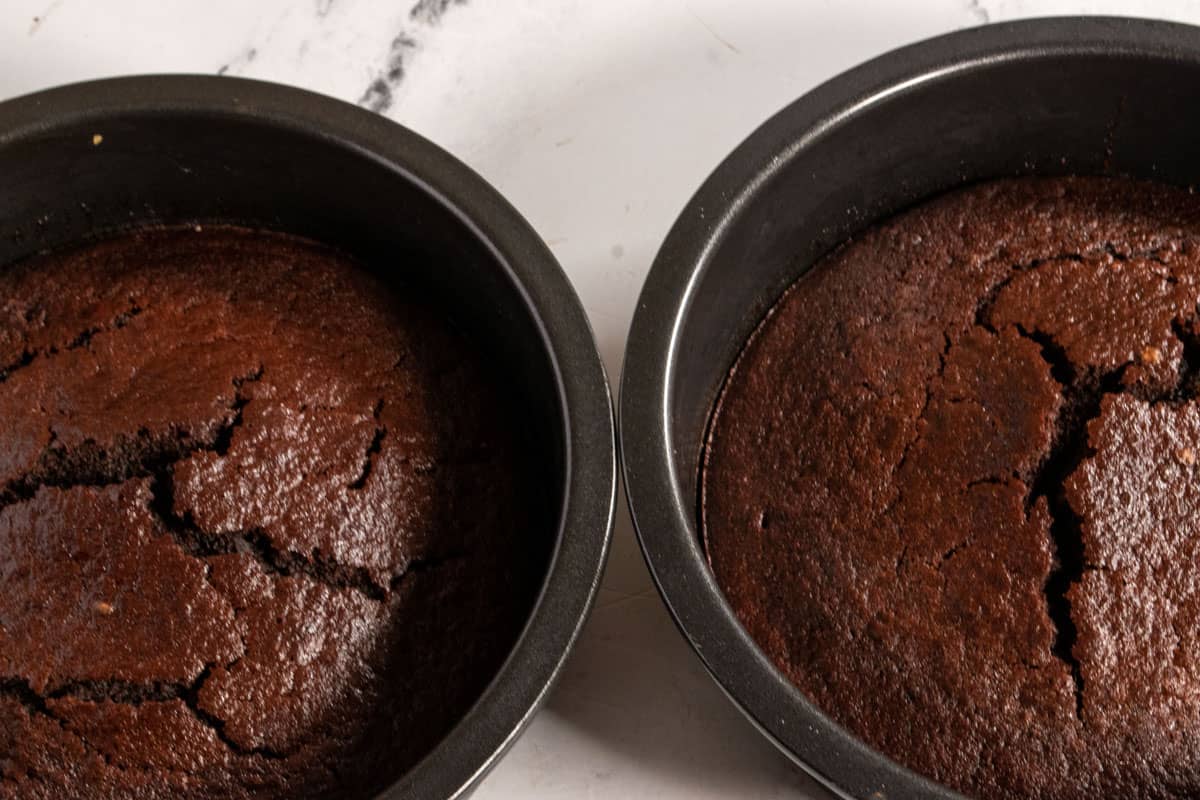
702, 177, 1200, 799
0, 228, 543, 799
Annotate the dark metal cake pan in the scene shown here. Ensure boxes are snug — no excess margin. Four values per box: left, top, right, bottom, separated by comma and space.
620, 16, 1200, 800
0, 75, 616, 799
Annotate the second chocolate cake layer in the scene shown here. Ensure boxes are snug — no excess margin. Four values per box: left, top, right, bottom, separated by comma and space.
0, 228, 544, 800
702, 177, 1200, 799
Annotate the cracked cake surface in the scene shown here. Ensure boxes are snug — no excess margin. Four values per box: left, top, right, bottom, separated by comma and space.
701, 177, 1200, 799
0, 227, 542, 799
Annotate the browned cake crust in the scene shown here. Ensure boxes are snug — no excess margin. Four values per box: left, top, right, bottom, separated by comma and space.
702, 177, 1200, 799
0, 228, 541, 799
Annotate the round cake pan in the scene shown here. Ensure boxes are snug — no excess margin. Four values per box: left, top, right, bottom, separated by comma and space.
620, 16, 1200, 800
0, 75, 616, 799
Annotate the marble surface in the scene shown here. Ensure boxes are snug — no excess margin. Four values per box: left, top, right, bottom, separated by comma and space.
4, 1, 1200, 797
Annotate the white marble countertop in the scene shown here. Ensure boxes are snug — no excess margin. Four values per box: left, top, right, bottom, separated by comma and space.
3, 1, 1198, 797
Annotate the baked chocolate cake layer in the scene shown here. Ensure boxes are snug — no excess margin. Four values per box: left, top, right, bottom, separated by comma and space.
0, 227, 542, 799
702, 177, 1200, 799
